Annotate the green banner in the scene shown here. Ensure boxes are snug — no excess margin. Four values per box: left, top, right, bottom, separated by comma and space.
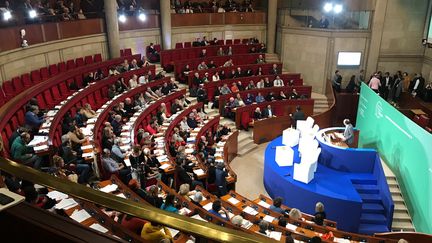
356, 83, 432, 233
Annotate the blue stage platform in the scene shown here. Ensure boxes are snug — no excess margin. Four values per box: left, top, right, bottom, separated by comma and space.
263, 131, 394, 234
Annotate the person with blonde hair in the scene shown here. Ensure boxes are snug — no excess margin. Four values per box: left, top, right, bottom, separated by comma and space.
178, 183, 195, 201
289, 208, 302, 220
82, 103, 97, 119
313, 202, 326, 226
231, 215, 244, 227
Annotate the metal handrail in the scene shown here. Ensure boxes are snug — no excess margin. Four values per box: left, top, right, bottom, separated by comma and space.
0, 157, 273, 243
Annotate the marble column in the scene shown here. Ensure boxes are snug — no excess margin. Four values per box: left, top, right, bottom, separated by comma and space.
104, 0, 120, 59
160, 0, 172, 50
267, 0, 278, 53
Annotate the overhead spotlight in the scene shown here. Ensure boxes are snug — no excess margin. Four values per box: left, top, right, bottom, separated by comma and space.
3, 10, 12, 21
118, 14, 126, 23
29, 10, 37, 19
334, 4, 343, 14
138, 13, 146, 22
323, 3, 333, 13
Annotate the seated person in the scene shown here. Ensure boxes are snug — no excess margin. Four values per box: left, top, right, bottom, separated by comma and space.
25, 105, 45, 133
255, 92, 265, 103
220, 83, 232, 95
217, 47, 224, 56
82, 103, 97, 119
253, 107, 262, 120
74, 107, 88, 127
269, 197, 285, 214
231, 83, 239, 93
160, 194, 179, 213
191, 191, 204, 207
273, 76, 284, 87
289, 89, 300, 99
187, 113, 198, 129
208, 200, 229, 220
140, 221, 172, 242
245, 93, 255, 105
11, 132, 42, 169
277, 90, 287, 100
207, 60, 216, 69
101, 149, 131, 183
199, 49, 207, 58
256, 54, 266, 64
223, 59, 233, 67
246, 80, 256, 90
111, 115, 123, 136
224, 97, 237, 119
67, 125, 88, 152
262, 105, 275, 118
270, 63, 279, 75
265, 92, 275, 101
51, 155, 90, 184
313, 202, 327, 226
197, 61, 208, 70
147, 43, 160, 62
264, 78, 272, 88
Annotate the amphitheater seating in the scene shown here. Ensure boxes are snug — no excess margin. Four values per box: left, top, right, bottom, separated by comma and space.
187, 63, 283, 87
204, 74, 302, 101
161, 43, 261, 70
174, 53, 264, 79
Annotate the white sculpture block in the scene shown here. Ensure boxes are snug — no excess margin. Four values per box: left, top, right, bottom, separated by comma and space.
298, 137, 318, 157
275, 146, 294, 167
305, 117, 315, 128
282, 128, 300, 147
301, 148, 321, 172
293, 161, 315, 184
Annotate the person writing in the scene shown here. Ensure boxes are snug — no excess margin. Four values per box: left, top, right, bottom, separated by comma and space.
342, 119, 354, 145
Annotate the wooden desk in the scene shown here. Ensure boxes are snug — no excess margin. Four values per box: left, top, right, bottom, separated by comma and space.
253, 116, 292, 144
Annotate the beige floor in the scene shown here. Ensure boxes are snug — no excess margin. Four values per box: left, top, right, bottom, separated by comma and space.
230, 142, 270, 199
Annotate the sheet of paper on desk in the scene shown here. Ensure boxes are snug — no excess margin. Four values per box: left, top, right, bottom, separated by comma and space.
47, 110, 57, 117
124, 159, 131, 167
154, 137, 164, 142
263, 215, 275, 223
241, 219, 253, 229
38, 128, 49, 133
191, 214, 207, 222
82, 152, 94, 158
286, 223, 298, 231
70, 209, 91, 223
257, 200, 271, 208
90, 223, 109, 233
227, 197, 240, 205
166, 227, 180, 237
34, 144, 49, 151
120, 132, 129, 137
333, 238, 351, 243
269, 231, 282, 241
28, 136, 48, 146
242, 206, 258, 215
116, 193, 126, 199
217, 141, 226, 146
193, 169, 205, 176
47, 191, 68, 201
189, 193, 206, 202
157, 155, 168, 162
186, 137, 196, 142
159, 163, 171, 170
130, 117, 137, 122
55, 198, 78, 209
100, 184, 118, 193
203, 202, 213, 211
185, 148, 194, 154
81, 145, 93, 150
215, 159, 224, 163
87, 118, 97, 124
179, 207, 191, 215
120, 145, 131, 151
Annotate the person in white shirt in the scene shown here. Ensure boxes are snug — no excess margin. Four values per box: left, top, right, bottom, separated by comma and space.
129, 74, 138, 89
138, 75, 147, 85
273, 76, 284, 87
256, 79, 265, 89
212, 72, 220, 82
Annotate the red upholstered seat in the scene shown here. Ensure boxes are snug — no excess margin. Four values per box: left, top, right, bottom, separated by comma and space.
226, 39, 233, 45
184, 42, 192, 48
175, 43, 183, 49
234, 39, 241, 44
75, 57, 84, 67
58, 62, 67, 73
51, 85, 62, 100
40, 67, 50, 80
124, 48, 132, 57
66, 60, 76, 70
43, 89, 55, 106
84, 55, 93, 65
419, 115, 430, 128
120, 49, 125, 57
12, 77, 24, 92
2, 80, 14, 97
21, 73, 32, 87
49, 64, 59, 76
30, 70, 41, 84
242, 38, 248, 44
217, 40, 224, 45
16, 109, 25, 125
94, 53, 102, 62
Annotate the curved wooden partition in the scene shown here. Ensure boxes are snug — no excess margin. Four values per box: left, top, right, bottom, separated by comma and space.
374, 232, 431, 242
0, 54, 141, 154
48, 66, 155, 147
93, 77, 171, 148
193, 116, 221, 175
234, 99, 315, 129
218, 86, 312, 114
171, 12, 266, 27
186, 62, 283, 87
204, 73, 302, 101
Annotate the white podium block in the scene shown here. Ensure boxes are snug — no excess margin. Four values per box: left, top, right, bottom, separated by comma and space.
275, 146, 294, 167
293, 162, 315, 184
298, 137, 318, 157
282, 128, 300, 147
301, 148, 321, 172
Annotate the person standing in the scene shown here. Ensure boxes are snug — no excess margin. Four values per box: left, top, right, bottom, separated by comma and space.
342, 119, 354, 146
332, 70, 342, 92
368, 74, 381, 94
290, 106, 306, 128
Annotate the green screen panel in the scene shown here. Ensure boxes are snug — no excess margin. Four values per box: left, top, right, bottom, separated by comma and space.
356, 83, 432, 233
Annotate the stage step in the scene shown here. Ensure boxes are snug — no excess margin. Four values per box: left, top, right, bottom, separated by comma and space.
362, 203, 385, 214
359, 193, 382, 204
351, 179, 377, 185
360, 213, 387, 225
358, 223, 389, 235
353, 184, 380, 194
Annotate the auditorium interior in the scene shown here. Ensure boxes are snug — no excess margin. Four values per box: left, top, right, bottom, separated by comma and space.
1, 0, 432, 242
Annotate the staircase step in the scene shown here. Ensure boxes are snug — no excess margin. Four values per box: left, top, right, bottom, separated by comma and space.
358, 223, 389, 235
393, 212, 411, 220
392, 221, 416, 231
238, 138, 254, 148
353, 184, 380, 194
392, 194, 404, 202
362, 203, 385, 214
237, 143, 258, 156
360, 213, 387, 224
359, 193, 382, 203
351, 179, 377, 185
